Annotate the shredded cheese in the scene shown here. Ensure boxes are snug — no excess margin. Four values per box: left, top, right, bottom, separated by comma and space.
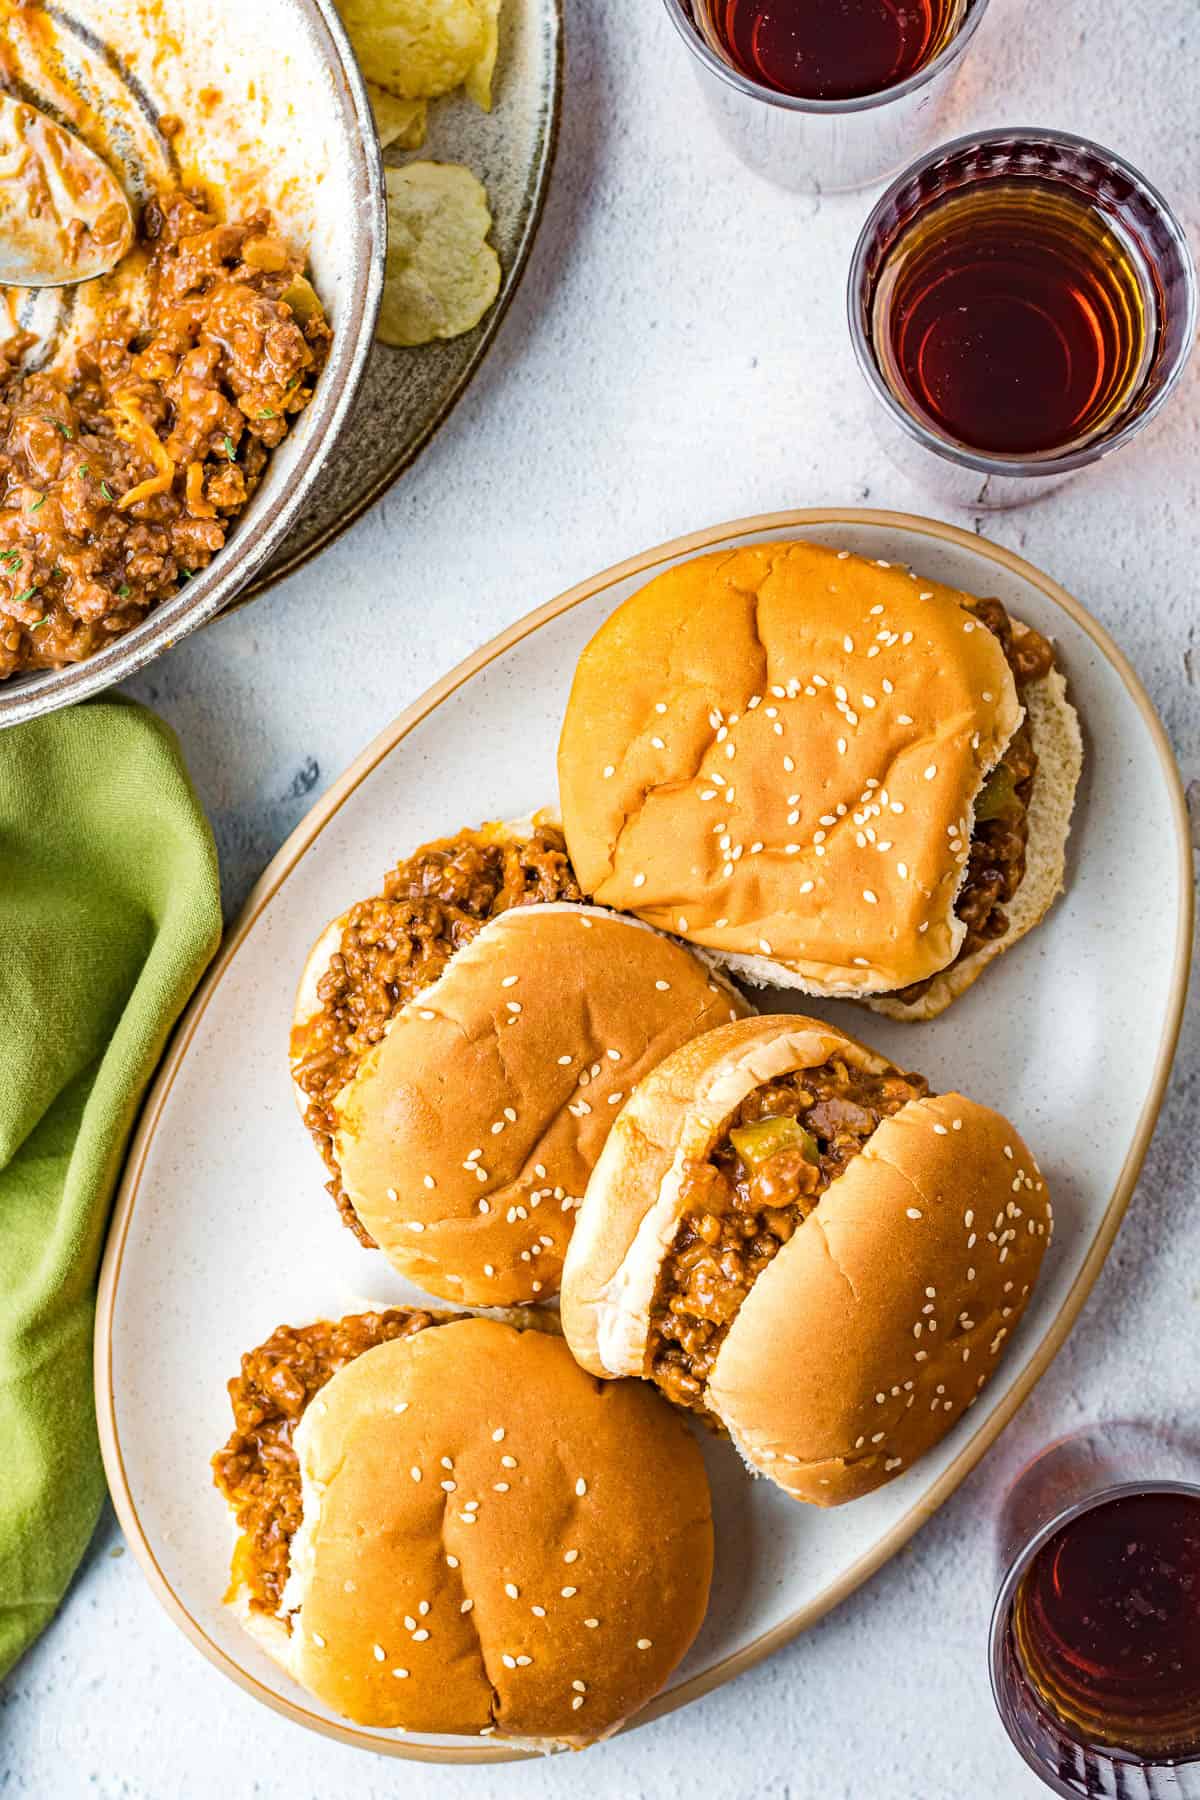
109, 393, 175, 510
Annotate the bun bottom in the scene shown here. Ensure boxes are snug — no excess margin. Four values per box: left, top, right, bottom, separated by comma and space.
866, 667, 1081, 1022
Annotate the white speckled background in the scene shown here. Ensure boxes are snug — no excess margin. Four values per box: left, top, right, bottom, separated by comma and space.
3, 0, 1198, 1793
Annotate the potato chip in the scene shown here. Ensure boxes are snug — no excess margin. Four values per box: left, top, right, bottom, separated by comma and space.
336, 0, 485, 100
463, 0, 501, 110
378, 162, 501, 347
366, 83, 427, 150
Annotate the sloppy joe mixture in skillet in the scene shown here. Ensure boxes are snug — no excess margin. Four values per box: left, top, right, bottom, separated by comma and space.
904, 598, 1058, 999
0, 189, 328, 678
290, 824, 583, 1245
649, 1055, 929, 1415
213, 1308, 448, 1618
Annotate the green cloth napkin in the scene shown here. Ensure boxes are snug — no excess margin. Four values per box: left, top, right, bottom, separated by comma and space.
0, 698, 222, 1681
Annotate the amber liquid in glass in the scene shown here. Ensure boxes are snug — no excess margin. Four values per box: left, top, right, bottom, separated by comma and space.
696, 0, 962, 100
1011, 1491, 1200, 1759
871, 178, 1156, 457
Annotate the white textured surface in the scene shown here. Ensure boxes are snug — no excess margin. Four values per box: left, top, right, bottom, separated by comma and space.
4, 0, 1199, 1793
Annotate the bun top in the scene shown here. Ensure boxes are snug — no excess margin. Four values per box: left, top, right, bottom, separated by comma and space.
285, 1318, 714, 1746
332, 904, 748, 1305
710, 1086, 1050, 1504
558, 542, 1022, 995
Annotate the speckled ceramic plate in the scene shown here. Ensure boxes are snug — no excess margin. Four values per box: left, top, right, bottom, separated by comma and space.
97, 511, 1191, 1763
241, 0, 564, 601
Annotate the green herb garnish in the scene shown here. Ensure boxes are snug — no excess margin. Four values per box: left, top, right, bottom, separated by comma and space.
77, 464, 90, 478
14, 587, 39, 605
1, 549, 22, 568
42, 416, 73, 439
117, 583, 131, 598
100, 481, 116, 503
223, 435, 236, 461
258, 408, 276, 420
29, 493, 45, 512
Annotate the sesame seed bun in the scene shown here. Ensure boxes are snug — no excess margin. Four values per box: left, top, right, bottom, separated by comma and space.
561, 1015, 1051, 1505
557, 541, 1078, 1005
233, 1316, 713, 1747
321, 903, 750, 1306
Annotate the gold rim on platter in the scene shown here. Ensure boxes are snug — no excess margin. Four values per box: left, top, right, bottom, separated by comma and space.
94, 507, 1195, 1764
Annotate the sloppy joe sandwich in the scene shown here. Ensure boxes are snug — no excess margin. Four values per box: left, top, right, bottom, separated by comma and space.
213, 1312, 713, 1747
291, 817, 749, 1305
557, 541, 1082, 1019
561, 1014, 1051, 1504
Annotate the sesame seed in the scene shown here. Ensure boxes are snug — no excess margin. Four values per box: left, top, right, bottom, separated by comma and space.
505, 1583, 519, 1599
906, 1207, 923, 1220
410, 1467, 422, 1482
461, 1599, 474, 1614
637, 1638, 653, 1650
312, 1632, 326, 1648
502, 1654, 516, 1670
885, 1458, 902, 1472
373, 1644, 386, 1662
392, 1667, 409, 1679
561, 1585, 577, 1598
602, 765, 615, 779
799, 879, 814, 894
655, 979, 670, 991
572, 1695, 585, 1710
564, 1549, 579, 1563
933, 1123, 948, 1136
575, 1477, 587, 1497
441, 1479, 457, 1492
492, 1427, 505, 1442
632, 872, 646, 888
863, 889, 877, 905
584, 1618, 599, 1629
651, 736, 665, 750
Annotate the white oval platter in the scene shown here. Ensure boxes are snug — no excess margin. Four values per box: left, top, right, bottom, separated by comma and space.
96, 509, 1193, 1763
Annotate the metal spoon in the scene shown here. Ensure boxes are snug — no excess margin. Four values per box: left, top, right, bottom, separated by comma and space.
0, 92, 132, 287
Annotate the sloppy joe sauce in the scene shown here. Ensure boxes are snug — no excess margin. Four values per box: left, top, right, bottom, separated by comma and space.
648, 1056, 929, 1415
0, 189, 329, 678
941, 599, 1057, 982
212, 1309, 446, 1618
290, 825, 583, 1245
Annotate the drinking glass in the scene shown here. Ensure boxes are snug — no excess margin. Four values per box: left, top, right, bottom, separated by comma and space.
848, 129, 1198, 508
990, 1422, 1200, 1798
660, 0, 990, 194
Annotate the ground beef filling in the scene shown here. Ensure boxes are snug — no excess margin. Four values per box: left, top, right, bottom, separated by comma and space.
0, 188, 329, 678
212, 1309, 446, 1618
649, 1057, 929, 1415
895, 599, 1057, 1003
290, 826, 583, 1245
